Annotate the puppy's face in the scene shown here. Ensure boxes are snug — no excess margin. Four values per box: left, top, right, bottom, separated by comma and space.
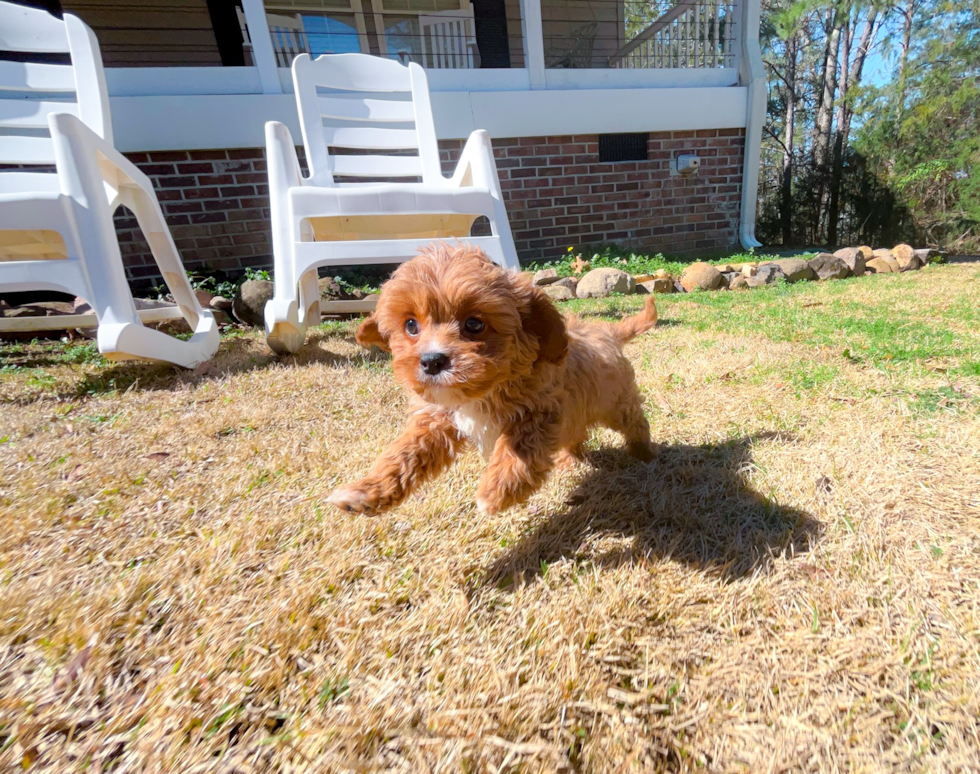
356, 244, 567, 408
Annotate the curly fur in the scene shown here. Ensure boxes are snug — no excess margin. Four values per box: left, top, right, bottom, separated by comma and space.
328, 242, 659, 516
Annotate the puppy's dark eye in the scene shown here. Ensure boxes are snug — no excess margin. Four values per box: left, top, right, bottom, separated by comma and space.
405, 318, 419, 336
463, 317, 485, 334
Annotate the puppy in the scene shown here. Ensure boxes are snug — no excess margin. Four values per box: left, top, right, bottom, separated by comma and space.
327, 242, 659, 517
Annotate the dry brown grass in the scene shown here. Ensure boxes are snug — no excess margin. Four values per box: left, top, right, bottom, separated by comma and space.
2, 262, 980, 773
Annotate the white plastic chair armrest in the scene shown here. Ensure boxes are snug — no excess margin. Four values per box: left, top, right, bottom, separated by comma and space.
449, 129, 498, 190
48, 112, 154, 196
265, 120, 305, 193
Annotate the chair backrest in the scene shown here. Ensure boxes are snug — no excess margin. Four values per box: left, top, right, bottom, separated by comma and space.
0, 1, 111, 165
292, 53, 442, 187
419, 6, 476, 70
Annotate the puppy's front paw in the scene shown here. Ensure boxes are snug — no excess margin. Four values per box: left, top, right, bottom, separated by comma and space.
327, 482, 382, 515
476, 495, 497, 517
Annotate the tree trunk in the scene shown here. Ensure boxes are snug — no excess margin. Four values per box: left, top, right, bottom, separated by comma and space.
781, 32, 798, 245
813, 15, 842, 242
897, 0, 915, 114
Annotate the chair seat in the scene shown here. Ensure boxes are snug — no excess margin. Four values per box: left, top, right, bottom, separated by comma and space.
288, 183, 494, 219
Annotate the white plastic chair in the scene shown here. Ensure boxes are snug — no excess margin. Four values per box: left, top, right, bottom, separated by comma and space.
263, 52, 519, 353
0, 2, 218, 368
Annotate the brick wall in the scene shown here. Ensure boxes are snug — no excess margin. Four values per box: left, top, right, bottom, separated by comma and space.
113, 128, 744, 288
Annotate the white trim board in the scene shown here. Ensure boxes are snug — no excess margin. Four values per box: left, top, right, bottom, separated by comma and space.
110, 87, 747, 152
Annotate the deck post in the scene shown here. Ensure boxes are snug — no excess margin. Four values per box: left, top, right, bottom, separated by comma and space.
241, 0, 283, 94
520, 0, 545, 89
737, 0, 764, 249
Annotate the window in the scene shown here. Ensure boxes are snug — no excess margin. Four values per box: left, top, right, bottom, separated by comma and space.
598, 132, 648, 162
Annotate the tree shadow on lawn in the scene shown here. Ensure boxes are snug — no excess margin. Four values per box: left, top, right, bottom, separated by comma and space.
476, 432, 821, 590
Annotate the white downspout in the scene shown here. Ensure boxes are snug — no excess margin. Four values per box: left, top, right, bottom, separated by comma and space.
737, 0, 764, 249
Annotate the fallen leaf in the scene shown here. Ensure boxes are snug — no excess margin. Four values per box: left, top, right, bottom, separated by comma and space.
651, 392, 672, 415
145, 452, 170, 461
65, 464, 83, 483
52, 645, 92, 693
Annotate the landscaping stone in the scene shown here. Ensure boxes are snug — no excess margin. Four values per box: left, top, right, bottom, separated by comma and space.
767, 258, 815, 282
807, 253, 851, 280
633, 273, 655, 283
672, 280, 686, 293
892, 243, 915, 265
714, 264, 733, 274
653, 269, 670, 279
318, 277, 365, 301
194, 289, 212, 307
746, 263, 786, 287
892, 244, 922, 271
210, 295, 233, 313
914, 248, 940, 264
871, 250, 901, 273
233, 279, 275, 326
721, 271, 742, 288
544, 285, 575, 301
576, 267, 636, 298
740, 263, 757, 277
866, 257, 898, 274
679, 262, 723, 292
728, 274, 749, 290
533, 268, 561, 285
637, 278, 673, 294
551, 276, 578, 292
833, 247, 867, 276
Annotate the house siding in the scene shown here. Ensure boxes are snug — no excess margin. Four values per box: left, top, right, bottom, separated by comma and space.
112, 128, 744, 288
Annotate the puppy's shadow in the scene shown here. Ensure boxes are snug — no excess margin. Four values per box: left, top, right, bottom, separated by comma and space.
476, 432, 821, 590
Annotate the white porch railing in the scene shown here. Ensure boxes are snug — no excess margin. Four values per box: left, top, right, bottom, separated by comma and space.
609, 0, 738, 69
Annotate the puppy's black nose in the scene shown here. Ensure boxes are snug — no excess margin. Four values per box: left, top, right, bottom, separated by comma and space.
420, 352, 450, 375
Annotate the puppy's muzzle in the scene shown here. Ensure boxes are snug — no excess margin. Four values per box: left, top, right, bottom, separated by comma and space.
420, 352, 451, 375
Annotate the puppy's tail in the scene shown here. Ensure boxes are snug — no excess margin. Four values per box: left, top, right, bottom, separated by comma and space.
615, 294, 658, 344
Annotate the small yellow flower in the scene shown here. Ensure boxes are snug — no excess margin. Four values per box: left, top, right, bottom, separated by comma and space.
567, 246, 574, 253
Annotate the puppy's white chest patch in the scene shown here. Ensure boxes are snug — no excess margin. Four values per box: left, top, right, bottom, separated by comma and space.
453, 404, 500, 459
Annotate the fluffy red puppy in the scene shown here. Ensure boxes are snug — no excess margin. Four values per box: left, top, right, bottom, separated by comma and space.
327, 242, 659, 516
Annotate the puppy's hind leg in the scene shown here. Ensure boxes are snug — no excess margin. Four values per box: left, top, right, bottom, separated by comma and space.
605, 390, 658, 463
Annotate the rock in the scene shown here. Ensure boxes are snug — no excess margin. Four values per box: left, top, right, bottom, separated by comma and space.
866, 257, 898, 274
807, 253, 851, 280
637, 278, 673, 294
832, 247, 867, 276
575, 267, 636, 298
871, 249, 901, 273
318, 277, 364, 301
856, 245, 875, 262
532, 268, 561, 286
210, 308, 233, 326
544, 285, 575, 301
892, 243, 915, 264
633, 273, 655, 283
714, 264, 733, 274
232, 279, 275, 326
767, 258, 815, 283
673, 280, 686, 293
914, 248, 941, 264
551, 276, 578, 292
210, 295, 233, 312
728, 274, 749, 290
653, 269, 670, 279
740, 263, 757, 277
892, 244, 922, 271
746, 264, 786, 287
194, 289, 212, 307
721, 271, 741, 288
679, 262, 723, 292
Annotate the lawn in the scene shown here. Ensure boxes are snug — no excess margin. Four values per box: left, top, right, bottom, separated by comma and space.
1, 261, 979, 772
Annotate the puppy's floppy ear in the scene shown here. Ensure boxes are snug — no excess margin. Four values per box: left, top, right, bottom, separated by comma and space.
355, 313, 390, 352
523, 286, 568, 365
